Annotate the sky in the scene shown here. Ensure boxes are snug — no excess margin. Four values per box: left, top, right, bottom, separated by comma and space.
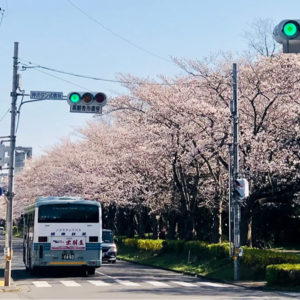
0, 0, 300, 159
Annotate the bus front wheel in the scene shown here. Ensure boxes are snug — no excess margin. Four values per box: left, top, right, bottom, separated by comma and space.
87, 267, 95, 275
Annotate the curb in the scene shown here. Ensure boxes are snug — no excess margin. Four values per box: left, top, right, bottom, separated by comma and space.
117, 257, 264, 290
118, 257, 300, 297
0, 287, 20, 293
223, 280, 265, 290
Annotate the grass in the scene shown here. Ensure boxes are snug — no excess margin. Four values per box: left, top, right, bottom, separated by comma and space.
117, 245, 263, 282
13, 231, 22, 238
271, 244, 300, 251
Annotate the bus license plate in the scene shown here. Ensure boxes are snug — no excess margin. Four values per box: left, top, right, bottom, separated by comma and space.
62, 254, 74, 260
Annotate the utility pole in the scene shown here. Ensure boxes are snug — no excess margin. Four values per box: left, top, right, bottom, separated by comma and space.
228, 143, 233, 258
5, 42, 19, 286
231, 63, 240, 281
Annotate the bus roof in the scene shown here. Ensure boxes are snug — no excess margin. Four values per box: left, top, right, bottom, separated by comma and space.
23, 196, 100, 213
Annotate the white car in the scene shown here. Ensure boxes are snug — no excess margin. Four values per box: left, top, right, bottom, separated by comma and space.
102, 229, 117, 263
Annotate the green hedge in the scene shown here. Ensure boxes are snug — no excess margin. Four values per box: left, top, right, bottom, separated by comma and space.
12, 226, 18, 235
184, 241, 208, 255
266, 264, 300, 286
124, 238, 163, 252
162, 240, 185, 253
242, 249, 299, 273
122, 238, 300, 275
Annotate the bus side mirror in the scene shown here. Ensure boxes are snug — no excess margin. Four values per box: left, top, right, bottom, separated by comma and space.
114, 238, 118, 243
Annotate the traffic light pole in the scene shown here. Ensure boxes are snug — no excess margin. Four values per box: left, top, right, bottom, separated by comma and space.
232, 63, 240, 281
5, 42, 19, 286
228, 143, 233, 258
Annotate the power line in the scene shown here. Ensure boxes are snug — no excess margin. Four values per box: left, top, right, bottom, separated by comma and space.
67, 0, 173, 64
0, 108, 9, 123
14, 68, 91, 133
27, 65, 93, 91
15, 95, 24, 134
19, 58, 177, 86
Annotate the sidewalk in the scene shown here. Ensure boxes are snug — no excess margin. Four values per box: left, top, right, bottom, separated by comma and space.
227, 280, 300, 298
0, 278, 20, 293
225, 280, 266, 289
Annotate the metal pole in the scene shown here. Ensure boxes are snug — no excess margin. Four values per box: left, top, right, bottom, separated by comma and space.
232, 63, 240, 281
5, 42, 19, 286
228, 143, 232, 258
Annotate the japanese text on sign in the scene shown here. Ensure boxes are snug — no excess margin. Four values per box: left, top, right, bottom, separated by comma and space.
30, 91, 64, 100
70, 105, 102, 114
50, 237, 86, 250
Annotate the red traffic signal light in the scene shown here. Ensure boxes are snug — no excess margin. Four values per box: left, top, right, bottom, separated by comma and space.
94, 93, 106, 104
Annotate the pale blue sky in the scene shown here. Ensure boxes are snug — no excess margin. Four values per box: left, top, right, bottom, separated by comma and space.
0, 0, 299, 158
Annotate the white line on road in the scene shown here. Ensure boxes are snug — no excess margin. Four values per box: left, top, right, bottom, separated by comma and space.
32, 281, 52, 288
171, 281, 198, 287
88, 280, 111, 286
199, 282, 229, 287
96, 271, 116, 280
145, 281, 170, 287
115, 280, 140, 286
60, 281, 81, 287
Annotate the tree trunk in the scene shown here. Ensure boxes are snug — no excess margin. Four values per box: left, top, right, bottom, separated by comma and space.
107, 206, 116, 233
178, 216, 184, 240
127, 211, 135, 238
138, 208, 146, 238
152, 215, 158, 239
247, 213, 252, 247
167, 213, 177, 240
241, 206, 252, 246
211, 199, 222, 243
184, 213, 194, 241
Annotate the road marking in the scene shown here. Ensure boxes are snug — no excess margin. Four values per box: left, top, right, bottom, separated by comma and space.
146, 281, 170, 287
88, 280, 111, 286
32, 281, 52, 288
171, 281, 198, 287
60, 281, 81, 287
115, 280, 140, 286
199, 282, 228, 287
281, 292, 300, 297
96, 271, 116, 280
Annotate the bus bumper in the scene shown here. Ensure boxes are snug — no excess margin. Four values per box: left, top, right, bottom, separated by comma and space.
36, 260, 101, 267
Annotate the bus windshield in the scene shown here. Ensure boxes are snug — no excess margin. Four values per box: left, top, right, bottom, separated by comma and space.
38, 204, 99, 223
102, 231, 113, 243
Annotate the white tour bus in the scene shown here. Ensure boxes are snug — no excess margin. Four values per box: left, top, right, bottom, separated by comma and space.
22, 196, 102, 275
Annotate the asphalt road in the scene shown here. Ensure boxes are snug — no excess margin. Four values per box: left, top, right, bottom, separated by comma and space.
0, 236, 293, 299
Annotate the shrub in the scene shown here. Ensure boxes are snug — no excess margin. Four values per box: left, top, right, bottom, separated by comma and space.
206, 243, 230, 259
123, 238, 163, 252
162, 240, 185, 253
184, 241, 209, 255
124, 238, 138, 248
266, 264, 300, 286
242, 249, 299, 273
137, 239, 163, 252
12, 226, 18, 235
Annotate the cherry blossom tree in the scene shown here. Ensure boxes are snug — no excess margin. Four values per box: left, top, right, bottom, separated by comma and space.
12, 52, 300, 246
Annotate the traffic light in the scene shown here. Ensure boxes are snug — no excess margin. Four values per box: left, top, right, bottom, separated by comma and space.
234, 179, 249, 201
67, 92, 107, 114
273, 19, 300, 53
